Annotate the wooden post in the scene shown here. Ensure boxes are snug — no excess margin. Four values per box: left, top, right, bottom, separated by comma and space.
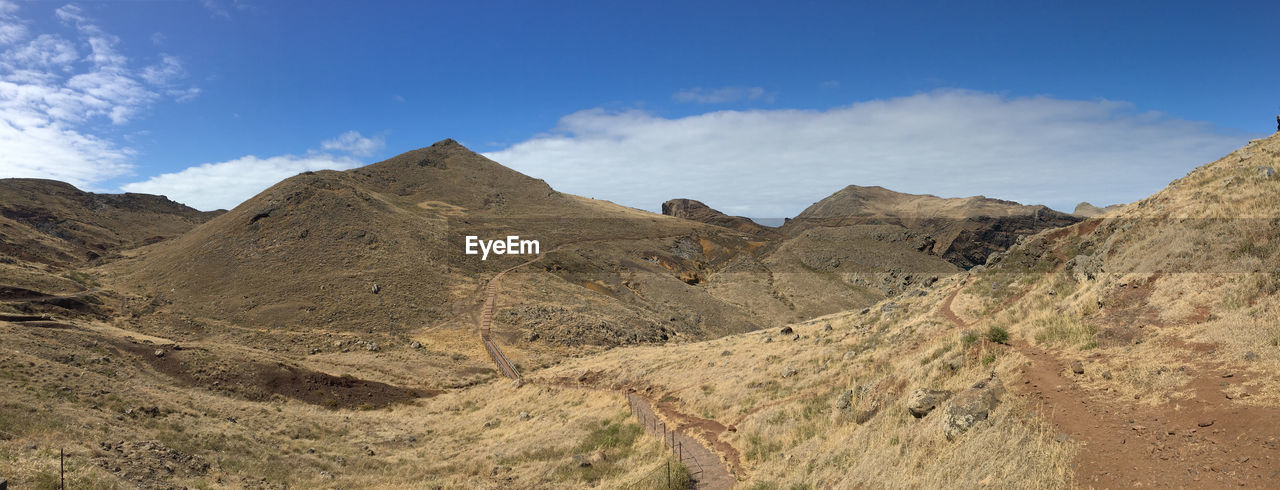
60, 448, 64, 490
678, 441, 682, 462
666, 460, 671, 486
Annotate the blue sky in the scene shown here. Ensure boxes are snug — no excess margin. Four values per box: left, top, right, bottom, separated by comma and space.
1, 0, 1276, 215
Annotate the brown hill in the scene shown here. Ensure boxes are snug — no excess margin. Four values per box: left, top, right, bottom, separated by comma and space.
0, 178, 219, 267
109, 140, 876, 387
781, 185, 1080, 268
1071, 201, 1123, 217
661, 198, 780, 237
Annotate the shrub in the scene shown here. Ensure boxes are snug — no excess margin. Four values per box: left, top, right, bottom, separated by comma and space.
986, 325, 1010, 344
960, 331, 979, 349
981, 353, 997, 366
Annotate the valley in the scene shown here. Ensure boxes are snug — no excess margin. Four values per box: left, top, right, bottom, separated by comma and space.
1, 133, 1278, 488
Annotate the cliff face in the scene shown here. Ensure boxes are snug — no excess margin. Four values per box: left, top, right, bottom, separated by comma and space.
661, 198, 780, 237
781, 185, 1081, 269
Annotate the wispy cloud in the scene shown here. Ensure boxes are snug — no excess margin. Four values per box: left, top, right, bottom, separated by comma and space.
486, 90, 1257, 218
672, 86, 771, 104
201, 0, 251, 19
0, 1, 198, 189
121, 131, 380, 210
321, 130, 385, 157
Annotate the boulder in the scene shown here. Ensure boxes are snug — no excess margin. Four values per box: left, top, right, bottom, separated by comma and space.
1070, 360, 1085, 375
906, 388, 952, 418
781, 366, 798, 378
943, 374, 1005, 440
1259, 166, 1276, 180
780, 326, 794, 335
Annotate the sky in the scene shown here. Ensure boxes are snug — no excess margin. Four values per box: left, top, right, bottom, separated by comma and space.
1, 0, 1277, 216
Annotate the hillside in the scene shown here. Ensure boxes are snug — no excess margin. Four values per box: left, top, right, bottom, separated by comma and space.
516, 131, 1280, 487
1072, 201, 1124, 217
782, 185, 1081, 268
0, 178, 219, 267
107, 140, 958, 391
661, 198, 781, 238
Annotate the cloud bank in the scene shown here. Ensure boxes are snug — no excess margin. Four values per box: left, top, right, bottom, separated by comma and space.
121, 152, 361, 211
486, 90, 1256, 218
0, 1, 198, 189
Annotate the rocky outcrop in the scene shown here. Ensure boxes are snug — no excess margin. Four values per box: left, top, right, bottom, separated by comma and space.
906, 388, 952, 418
1072, 201, 1123, 217
662, 198, 780, 237
943, 374, 1005, 440
781, 185, 1080, 269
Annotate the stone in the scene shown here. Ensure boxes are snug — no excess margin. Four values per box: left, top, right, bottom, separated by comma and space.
823, 324, 833, 332
370, 284, 380, 294
943, 374, 1005, 440
1259, 166, 1276, 179
781, 366, 798, 378
153, 349, 165, 358
1101, 371, 1113, 380
780, 326, 794, 335
720, 350, 731, 356
518, 412, 530, 421
1197, 419, 1214, 427
906, 388, 952, 418
1244, 351, 1260, 361
409, 341, 422, 349
834, 390, 854, 410
482, 418, 500, 429
1070, 360, 1085, 375
572, 454, 591, 467
792, 334, 801, 341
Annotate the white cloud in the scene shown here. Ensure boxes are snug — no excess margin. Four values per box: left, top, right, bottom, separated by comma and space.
486, 90, 1257, 218
121, 153, 362, 211
0, 2, 197, 189
121, 130, 381, 210
321, 130, 384, 157
673, 86, 771, 104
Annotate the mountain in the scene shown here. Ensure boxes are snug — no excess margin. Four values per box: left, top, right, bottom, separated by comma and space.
517, 132, 1280, 488
661, 198, 781, 238
108, 140, 861, 388
1071, 201, 1124, 217
781, 185, 1081, 268
0, 178, 219, 267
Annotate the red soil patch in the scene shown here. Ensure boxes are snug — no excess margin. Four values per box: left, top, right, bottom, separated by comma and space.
115, 340, 428, 409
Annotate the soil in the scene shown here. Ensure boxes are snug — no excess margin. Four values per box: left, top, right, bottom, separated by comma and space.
941, 281, 1280, 488
114, 340, 428, 409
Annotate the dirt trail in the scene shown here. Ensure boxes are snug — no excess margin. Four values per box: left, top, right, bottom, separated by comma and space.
479, 235, 742, 485
627, 392, 735, 489
940, 282, 1280, 488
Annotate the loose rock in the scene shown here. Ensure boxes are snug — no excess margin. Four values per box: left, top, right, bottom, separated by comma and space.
906, 388, 952, 418
943, 374, 1005, 440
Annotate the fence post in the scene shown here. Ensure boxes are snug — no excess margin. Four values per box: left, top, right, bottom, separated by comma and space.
60, 448, 65, 490
678, 441, 682, 462
666, 460, 671, 487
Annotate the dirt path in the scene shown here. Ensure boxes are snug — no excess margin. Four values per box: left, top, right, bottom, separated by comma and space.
478, 233, 744, 485
940, 281, 1280, 487
627, 392, 735, 489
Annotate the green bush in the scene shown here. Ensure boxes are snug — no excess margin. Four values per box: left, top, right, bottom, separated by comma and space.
960, 331, 979, 349
986, 325, 1010, 344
